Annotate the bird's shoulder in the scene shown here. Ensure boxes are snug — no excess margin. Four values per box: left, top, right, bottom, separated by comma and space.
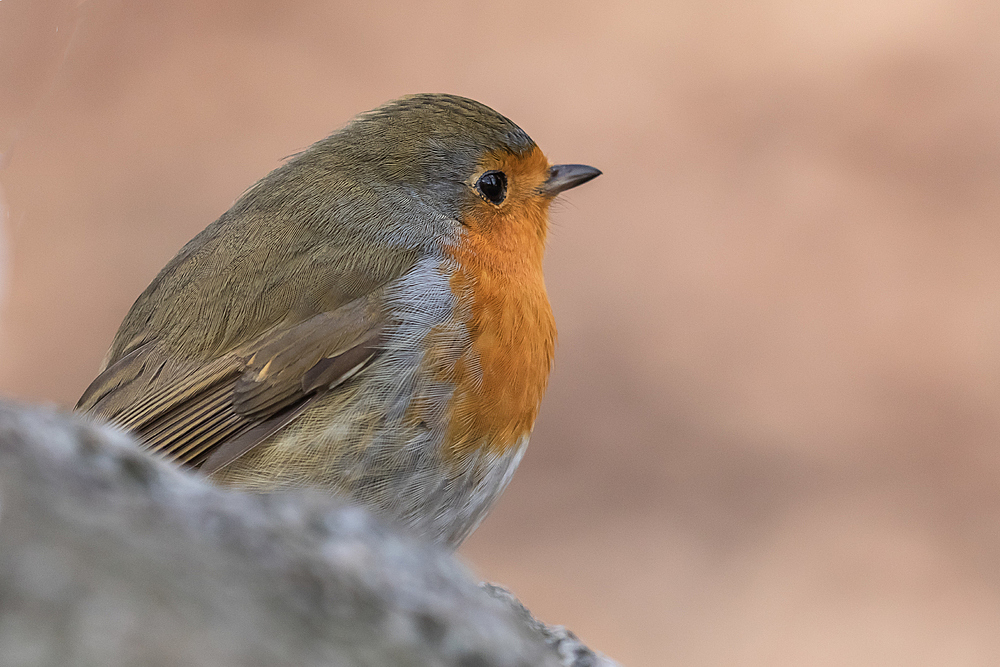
77, 283, 391, 471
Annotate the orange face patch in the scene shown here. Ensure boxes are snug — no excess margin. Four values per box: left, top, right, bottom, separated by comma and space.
439, 145, 558, 460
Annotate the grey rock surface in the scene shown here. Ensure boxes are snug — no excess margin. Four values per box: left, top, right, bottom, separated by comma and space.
0, 402, 618, 667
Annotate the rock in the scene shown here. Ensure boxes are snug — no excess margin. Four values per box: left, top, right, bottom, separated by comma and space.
0, 402, 618, 667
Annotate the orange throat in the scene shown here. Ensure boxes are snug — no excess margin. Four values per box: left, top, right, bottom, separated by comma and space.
440, 170, 557, 460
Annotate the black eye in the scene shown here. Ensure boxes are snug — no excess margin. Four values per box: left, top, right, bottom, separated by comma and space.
475, 171, 507, 205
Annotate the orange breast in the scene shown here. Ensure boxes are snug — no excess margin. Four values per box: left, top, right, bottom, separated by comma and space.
439, 177, 557, 460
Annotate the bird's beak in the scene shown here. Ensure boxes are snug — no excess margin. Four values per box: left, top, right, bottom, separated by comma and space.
541, 164, 602, 196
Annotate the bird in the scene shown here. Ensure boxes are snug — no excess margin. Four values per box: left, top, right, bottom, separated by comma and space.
77, 93, 600, 548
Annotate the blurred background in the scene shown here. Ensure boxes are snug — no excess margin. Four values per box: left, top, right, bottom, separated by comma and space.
3, 0, 1000, 664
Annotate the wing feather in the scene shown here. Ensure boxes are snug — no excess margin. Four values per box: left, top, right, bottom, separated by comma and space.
77, 291, 387, 473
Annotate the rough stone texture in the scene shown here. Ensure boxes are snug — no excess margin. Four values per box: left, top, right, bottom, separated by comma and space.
481, 585, 613, 667
0, 402, 618, 667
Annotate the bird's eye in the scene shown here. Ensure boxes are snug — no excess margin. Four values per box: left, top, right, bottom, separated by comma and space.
475, 171, 507, 205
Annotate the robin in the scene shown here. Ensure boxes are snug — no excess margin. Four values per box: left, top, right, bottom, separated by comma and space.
77, 93, 600, 548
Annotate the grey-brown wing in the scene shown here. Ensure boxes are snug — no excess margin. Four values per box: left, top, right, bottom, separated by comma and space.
77, 292, 386, 471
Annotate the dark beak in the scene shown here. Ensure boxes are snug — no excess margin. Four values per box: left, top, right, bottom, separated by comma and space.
541, 164, 602, 196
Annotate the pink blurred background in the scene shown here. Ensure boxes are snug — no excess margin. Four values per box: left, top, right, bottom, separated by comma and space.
4, 1, 1000, 664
